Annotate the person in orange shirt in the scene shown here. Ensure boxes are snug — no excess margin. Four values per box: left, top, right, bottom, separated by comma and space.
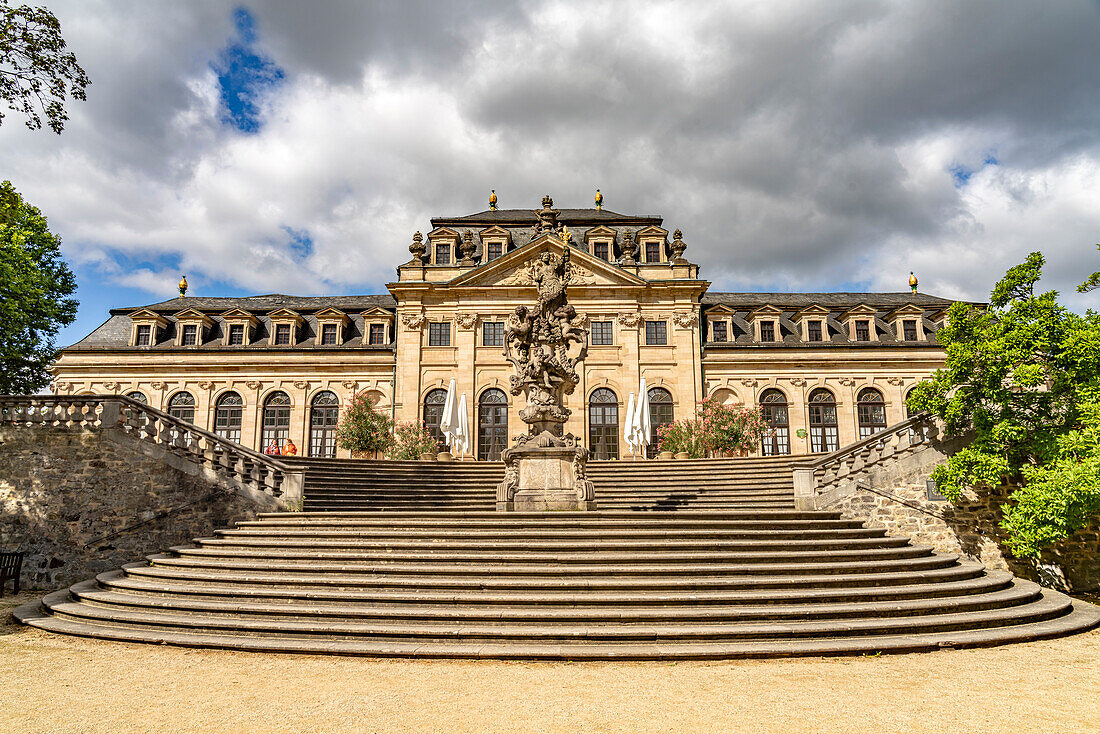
264, 439, 280, 455
282, 438, 297, 456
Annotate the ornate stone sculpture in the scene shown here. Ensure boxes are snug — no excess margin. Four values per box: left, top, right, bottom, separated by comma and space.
497, 240, 595, 511
459, 230, 477, 265
409, 231, 425, 264
672, 311, 698, 328
401, 313, 427, 331
455, 313, 478, 330
620, 229, 637, 265
669, 229, 688, 263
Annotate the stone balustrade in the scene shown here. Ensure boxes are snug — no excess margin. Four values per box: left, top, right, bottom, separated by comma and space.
790, 412, 940, 510
0, 394, 303, 508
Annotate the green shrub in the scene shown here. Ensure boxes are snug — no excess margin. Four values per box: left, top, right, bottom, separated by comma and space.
335, 391, 394, 455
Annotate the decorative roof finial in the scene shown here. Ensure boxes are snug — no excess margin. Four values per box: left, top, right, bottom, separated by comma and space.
178, 275, 188, 297
489, 189, 498, 211
669, 229, 687, 264
909, 271, 918, 294
534, 195, 560, 234
594, 188, 603, 210
409, 230, 426, 264
560, 225, 572, 245
459, 230, 477, 265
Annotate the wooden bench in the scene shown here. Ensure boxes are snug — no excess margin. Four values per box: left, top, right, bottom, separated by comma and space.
0, 552, 23, 597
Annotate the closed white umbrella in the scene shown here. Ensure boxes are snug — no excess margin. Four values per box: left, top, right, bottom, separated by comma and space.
454, 393, 470, 458
624, 392, 637, 457
439, 379, 459, 452
635, 377, 652, 454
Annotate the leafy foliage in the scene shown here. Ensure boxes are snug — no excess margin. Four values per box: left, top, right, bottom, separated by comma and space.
0, 0, 90, 133
1078, 244, 1100, 294
908, 251, 1100, 556
0, 180, 77, 393
389, 421, 440, 460
334, 392, 393, 455
657, 398, 767, 457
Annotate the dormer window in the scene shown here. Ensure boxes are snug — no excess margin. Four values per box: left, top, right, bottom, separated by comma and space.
593, 242, 609, 261
486, 242, 503, 262
903, 319, 918, 341
807, 320, 822, 342
221, 308, 259, 347
435, 243, 451, 265
321, 323, 338, 345
369, 323, 386, 345
181, 324, 198, 346
136, 325, 152, 346
275, 323, 292, 345
645, 241, 660, 263
228, 324, 245, 345
760, 321, 776, 342
855, 320, 870, 341
712, 321, 728, 342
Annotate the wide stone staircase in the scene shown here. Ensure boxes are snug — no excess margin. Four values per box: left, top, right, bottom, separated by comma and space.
285, 456, 797, 512
16, 456, 1098, 658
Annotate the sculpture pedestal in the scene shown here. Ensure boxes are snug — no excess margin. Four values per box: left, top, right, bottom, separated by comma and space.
496, 442, 595, 512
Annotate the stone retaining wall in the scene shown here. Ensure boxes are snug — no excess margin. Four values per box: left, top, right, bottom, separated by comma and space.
0, 424, 277, 591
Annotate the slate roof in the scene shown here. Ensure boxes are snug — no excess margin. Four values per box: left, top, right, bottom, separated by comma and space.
431, 208, 662, 228
110, 294, 396, 315
702, 292, 957, 309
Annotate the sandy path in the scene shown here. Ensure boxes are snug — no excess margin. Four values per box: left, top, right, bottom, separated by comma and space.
2, 592, 1098, 733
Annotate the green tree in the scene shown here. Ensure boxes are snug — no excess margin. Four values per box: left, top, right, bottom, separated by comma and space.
1078, 244, 1099, 293
1, 0, 89, 133
335, 392, 394, 455
908, 252, 1100, 557
0, 180, 77, 393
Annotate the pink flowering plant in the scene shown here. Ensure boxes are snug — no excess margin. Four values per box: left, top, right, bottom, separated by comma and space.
389, 421, 440, 460
335, 391, 394, 455
657, 397, 767, 457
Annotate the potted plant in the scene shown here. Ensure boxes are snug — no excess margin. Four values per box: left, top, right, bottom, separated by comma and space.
335, 391, 394, 458
698, 398, 767, 457
390, 421, 439, 461
657, 419, 707, 459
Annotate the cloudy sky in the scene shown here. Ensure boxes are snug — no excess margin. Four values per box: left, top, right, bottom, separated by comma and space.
3, 0, 1099, 346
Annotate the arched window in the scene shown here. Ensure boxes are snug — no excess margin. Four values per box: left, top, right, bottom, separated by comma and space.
477, 388, 508, 461
309, 391, 340, 458
214, 392, 243, 444
808, 388, 839, 453
168, 391, 196, 424
423, 388, 448, 452
857, 387, 887, 439
125, 390, 147, 404
261, 391, 292, 451
647, 387, 674, 457
759, 388, 790, 456
588, 388, 619, 460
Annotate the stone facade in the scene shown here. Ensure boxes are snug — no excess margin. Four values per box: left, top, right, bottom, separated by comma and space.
49, 198, 962, 460
0, 424, 272, 590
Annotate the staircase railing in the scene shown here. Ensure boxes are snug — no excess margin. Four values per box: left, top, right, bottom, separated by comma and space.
790, 412, 940, 510
0, 394, 303, 507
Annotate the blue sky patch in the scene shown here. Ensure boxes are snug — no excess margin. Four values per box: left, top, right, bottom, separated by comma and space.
212, 7, 284, 133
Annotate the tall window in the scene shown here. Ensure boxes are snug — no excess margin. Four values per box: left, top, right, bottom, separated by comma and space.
309, 391, 340, 458
903, 319, 918, 341
483, 322, 504, 347
435, 243, 451, 265
645, 320, 667, 345
711, 321, 728, 342
808, 388, 839, 453
591, 321, 614, 345
760, 389, 790, 456
647, 387, 674, 457
261, 391, 292, 450
125, 390, 147, 403
588, 388, 619, 460
214, 392, 243, 443
857, 387, 887, 439
228, 324, 245, 345
854, 320, 870, 341
760, 321, 776, 342
477, 388, 508, 461
645, 242, 660, 263
181, 324, 198, 346
423, 388, 448, 451
807, 320, 823, 342
135, 324, 152, 346
593, 242, 609, 261
320, 323, 338, 345
274, 323, 292, 345
168, 391, 196, 424
428, 322, 450, 346
486, 242, 503, 262
368, 323, 387, 345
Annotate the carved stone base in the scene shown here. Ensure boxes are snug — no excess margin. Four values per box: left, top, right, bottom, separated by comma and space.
496, 440, 595, 512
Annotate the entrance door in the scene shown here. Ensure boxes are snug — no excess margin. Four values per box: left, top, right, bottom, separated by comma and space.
588, 388, 619, 459
478, 388, 508, 460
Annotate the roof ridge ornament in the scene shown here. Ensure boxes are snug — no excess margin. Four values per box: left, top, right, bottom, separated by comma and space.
594, 188, 603, 210
409, 231, 425, 264
534, 194, 560, 235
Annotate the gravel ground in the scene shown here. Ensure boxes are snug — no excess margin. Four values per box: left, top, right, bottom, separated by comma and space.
2, 592, 1098, 734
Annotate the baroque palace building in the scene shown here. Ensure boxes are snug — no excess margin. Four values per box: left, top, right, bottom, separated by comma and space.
50, 195, 957, 460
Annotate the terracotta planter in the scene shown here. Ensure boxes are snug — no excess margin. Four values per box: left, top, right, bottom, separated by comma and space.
658, 451, 674, 461
437, 451, 453, 462
419, 452, 435, 461
674, 451, 691, 460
